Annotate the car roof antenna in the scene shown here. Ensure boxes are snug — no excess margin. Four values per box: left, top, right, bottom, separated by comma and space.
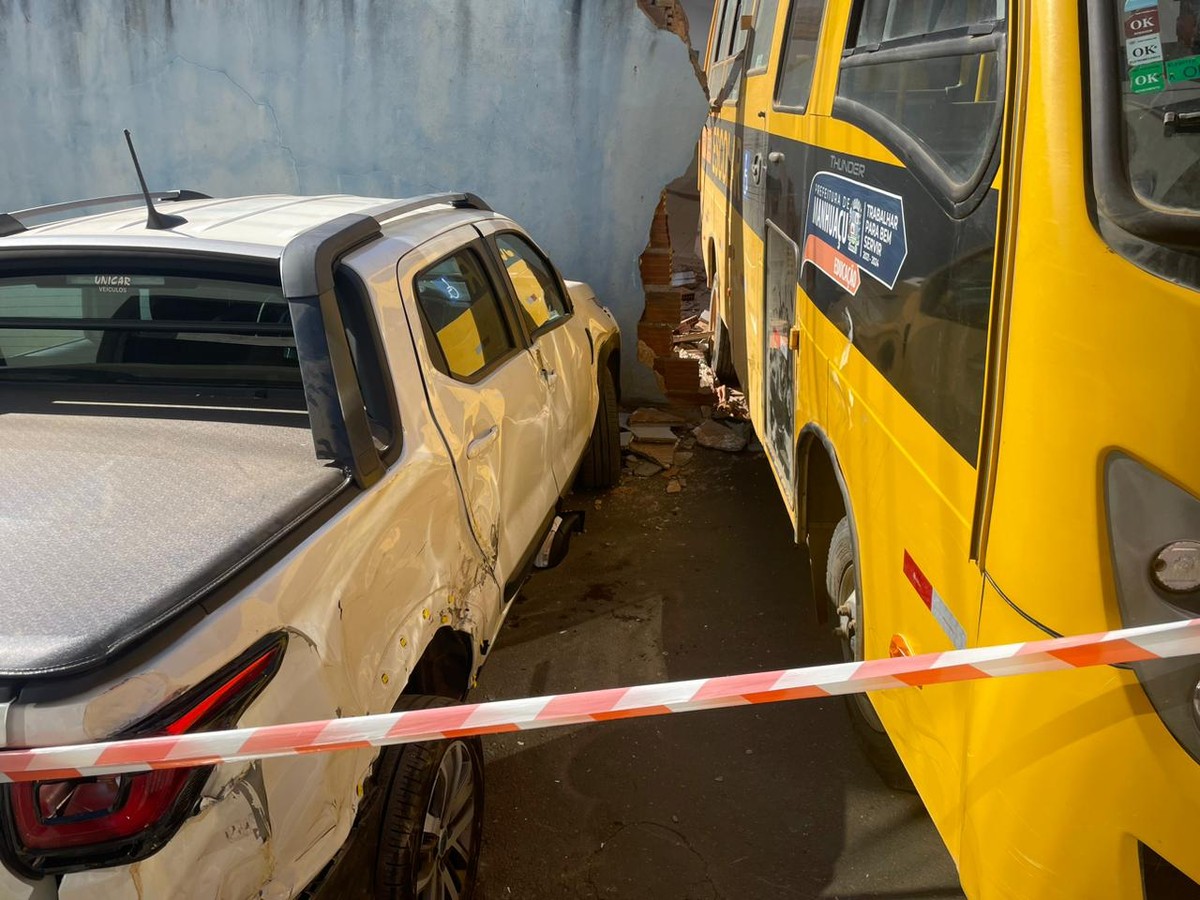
123, 129, 186, 230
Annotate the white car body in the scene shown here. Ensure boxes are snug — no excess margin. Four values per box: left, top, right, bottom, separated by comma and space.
0, 193, 619, 898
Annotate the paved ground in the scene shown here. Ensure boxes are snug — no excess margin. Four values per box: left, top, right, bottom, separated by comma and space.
475, 443, 964, 899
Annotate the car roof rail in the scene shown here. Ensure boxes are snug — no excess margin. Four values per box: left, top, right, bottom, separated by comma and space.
0, 190, 212, 238
365, 191, 492, 225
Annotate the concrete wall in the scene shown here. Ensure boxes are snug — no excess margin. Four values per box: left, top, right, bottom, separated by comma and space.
0, 0, 709, 399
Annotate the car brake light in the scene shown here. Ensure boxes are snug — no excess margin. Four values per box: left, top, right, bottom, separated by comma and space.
1, 635, 286, 875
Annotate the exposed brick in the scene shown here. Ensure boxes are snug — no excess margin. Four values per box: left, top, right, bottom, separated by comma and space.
653, 356, 701, 394
637, 322, 674, 357
641, 288, 682, 325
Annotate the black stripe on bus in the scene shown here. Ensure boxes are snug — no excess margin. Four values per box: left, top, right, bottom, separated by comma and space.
701, 117, 999, 464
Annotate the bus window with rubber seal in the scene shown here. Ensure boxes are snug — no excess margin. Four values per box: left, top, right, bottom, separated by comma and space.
1088, 0, 1200, 287
834, 0, 1007, 207
1120, 1, 1200, 212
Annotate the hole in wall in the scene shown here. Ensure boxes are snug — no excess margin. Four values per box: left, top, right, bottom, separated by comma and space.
634, 0, 716, 406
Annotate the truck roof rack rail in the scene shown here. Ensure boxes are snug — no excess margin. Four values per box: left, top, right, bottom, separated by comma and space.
365, 192, 492, 224
0, 190, 211, 238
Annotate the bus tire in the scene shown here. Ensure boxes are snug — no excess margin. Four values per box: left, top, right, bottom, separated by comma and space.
375, 695, 485, 900
826, 518, 914, 791
576, 365, 621, 490
711, 314, 739, 387
707, 274, 739, 388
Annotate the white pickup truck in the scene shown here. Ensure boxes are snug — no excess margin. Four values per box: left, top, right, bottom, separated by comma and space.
0, 190, 621, 899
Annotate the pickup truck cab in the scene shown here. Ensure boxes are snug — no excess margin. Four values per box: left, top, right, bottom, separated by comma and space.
0, 191, 621, 899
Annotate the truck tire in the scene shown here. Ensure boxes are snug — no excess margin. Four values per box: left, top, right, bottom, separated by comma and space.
375, 695, 485, 900
575, 366, 620, 490
826, 518, 914, 791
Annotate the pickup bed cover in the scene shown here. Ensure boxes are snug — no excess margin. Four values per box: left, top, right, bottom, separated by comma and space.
0, 389, 347, 678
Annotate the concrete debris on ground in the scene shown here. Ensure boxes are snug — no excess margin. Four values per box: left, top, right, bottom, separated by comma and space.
628, 423, 678, 444
692, 418, 747, 453
617, 391, 755, 485
629, 441, 676, 469
629, 407, 688, 426
713, 384, 751, 421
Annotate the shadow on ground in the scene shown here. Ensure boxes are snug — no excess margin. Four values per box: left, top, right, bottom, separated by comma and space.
475, 446, 964, 899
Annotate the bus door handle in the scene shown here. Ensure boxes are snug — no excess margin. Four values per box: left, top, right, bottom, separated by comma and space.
768, 151, 786, 165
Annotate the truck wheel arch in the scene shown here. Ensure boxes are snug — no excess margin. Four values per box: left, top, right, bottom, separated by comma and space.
402, 627, 475, 701
597, 336, 621, 402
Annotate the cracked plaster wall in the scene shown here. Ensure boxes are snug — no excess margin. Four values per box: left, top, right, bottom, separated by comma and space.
0, 0, 708, 399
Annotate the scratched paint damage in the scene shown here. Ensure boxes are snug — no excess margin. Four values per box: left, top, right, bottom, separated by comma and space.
0, 200, 620, 896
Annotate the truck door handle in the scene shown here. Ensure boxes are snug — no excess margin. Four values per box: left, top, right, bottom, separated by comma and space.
542, 367, 558, 387
466, 426, 499, 460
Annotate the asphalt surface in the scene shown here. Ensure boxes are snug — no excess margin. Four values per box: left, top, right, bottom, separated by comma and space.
474, 442, 964, 899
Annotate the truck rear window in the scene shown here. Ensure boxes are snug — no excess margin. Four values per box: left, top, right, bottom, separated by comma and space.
1117, 1, 1200, 213
0, 273, 300, 386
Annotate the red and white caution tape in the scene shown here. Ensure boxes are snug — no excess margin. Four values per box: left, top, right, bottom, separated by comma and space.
1, 617, 1197, 783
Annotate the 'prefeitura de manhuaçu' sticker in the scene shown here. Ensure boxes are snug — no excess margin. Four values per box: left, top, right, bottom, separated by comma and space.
801, 171, 908, 296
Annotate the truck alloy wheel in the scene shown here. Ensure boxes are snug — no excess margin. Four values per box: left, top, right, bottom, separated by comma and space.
376, 696, 485, 900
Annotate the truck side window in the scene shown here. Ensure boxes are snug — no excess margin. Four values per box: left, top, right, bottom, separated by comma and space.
494, 234, 568, 336
775, 0, 828, 110
415, 249, 517, 381
835, 0, 1007, 193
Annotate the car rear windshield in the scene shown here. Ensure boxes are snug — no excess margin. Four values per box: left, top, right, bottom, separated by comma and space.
1115, 1, 1200, 214
0, 272, 300, 387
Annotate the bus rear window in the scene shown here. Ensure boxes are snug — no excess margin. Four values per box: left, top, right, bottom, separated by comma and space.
1116, 1, 1200, 213
0, 273, 300, 386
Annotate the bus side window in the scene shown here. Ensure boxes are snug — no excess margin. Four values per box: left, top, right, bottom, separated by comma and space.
835, 0, 1007, 196
748, 0, 782, 73
775, 0, 828, 110
711, 0, 733, 64
713, 0, 742, 63
729, 0, 749, 58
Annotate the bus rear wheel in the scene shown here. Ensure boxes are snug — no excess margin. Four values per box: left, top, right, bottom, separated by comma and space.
826, 518, 914, 791
707, 276, 739, 387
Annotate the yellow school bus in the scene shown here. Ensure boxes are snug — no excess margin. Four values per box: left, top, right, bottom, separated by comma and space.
700, 0, 1200, 895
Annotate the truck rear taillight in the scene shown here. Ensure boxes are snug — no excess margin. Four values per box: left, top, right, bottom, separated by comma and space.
1, 635, 285, 875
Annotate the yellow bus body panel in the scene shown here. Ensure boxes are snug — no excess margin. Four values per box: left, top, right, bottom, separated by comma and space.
699, 0, 1200, 894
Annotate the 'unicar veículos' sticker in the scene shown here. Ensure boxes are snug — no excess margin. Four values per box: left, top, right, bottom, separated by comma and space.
801, 172, 907, 296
